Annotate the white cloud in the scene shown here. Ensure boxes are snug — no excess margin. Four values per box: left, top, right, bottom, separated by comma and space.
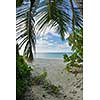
36, 30, 71, 53
36, 37, 71, 53
36, 36, 52, 46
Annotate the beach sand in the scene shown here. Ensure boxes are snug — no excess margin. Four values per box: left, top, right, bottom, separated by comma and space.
26, 58, 83, 100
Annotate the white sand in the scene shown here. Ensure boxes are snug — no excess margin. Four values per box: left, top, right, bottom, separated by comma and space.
26, 58, 83, 100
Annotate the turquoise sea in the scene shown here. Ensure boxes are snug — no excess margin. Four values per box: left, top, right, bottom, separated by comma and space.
35, 52, 72, 59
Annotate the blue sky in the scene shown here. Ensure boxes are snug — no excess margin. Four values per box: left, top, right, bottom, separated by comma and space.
35, 0, 74, 53
19, 0, 79, 53
36, 32, 72, 53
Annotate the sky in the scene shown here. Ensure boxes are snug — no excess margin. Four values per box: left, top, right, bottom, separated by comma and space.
18, 0, 74, 54
36, 31, 72, 53
35, 0, 73, 53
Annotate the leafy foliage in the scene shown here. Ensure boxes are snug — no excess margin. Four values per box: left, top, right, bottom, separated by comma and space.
33, 70, 47, 85
64, 28, 83, 74
16, 55, 32, 99
44, 83, 61, 95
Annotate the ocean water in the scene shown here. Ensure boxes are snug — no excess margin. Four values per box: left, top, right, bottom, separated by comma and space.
35, 52, 72, 59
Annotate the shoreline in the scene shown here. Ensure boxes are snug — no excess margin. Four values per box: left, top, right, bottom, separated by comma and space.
34, 58, 64, 60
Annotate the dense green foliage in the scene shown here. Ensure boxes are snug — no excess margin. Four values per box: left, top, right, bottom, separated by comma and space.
16, 55, 32, 99
64, 28, 83, 73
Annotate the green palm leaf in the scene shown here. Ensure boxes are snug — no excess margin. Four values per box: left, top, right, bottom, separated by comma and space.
35, 0, 82, 40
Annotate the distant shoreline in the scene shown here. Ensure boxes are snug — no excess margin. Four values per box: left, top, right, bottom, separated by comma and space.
35, 52, 72, 59
34, 57, 64, 60
36, 52, 73, 53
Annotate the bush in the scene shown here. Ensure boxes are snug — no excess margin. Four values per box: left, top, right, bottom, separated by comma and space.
16, 55, 32, 100
64, 28, 83, 73
33, 70, 47, 85
45, 84, 61, 95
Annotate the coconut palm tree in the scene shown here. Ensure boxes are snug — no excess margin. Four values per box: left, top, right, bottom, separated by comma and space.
16, 0, 83, 61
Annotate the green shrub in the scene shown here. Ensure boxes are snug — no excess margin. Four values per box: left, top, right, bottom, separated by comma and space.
16, 55, 32, 100
33, 70, 47, 85
46, 84, 61, 95
64, 28, 83, 73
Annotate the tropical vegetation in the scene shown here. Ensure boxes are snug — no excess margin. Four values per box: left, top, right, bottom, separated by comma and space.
64, 28, 83, 75
16, 54, 32, 99
16, 0, 83, 99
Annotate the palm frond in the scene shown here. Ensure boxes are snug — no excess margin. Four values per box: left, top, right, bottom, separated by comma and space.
16, 1, 37, 61
16, 0, 83, 61
34, 0, 83, 40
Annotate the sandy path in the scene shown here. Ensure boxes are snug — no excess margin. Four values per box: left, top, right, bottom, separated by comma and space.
26, 58, 83, 100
